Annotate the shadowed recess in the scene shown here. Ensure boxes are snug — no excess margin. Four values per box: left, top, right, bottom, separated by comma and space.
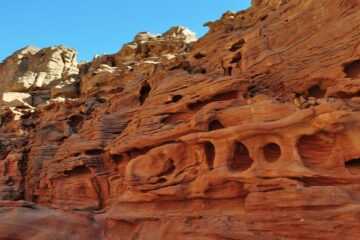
229, 142, 253, 171
263, 143, 281, 163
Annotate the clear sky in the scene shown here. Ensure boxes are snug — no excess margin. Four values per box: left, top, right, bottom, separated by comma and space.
1, 0, 251, 62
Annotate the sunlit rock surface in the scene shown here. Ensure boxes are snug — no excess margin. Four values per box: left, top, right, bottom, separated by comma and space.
1, 1, 360, 239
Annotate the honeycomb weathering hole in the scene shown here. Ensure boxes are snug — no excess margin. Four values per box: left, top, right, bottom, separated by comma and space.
225, 66, 233, 76
229, 39, 245, 52
230, 52, 242, 64
308, 85, 326, 98
111, 154, 124, 164
345, 158, 360, 175
344, 59, 360, 78
193, 52, 206, 59
139, 83, 151, 105
263, 143, 281, 163
208, 120, 225, 131
171, 95, 183, 102
229, 142, 253, 171
297, 133, 335, 169
205, 142, 215, 170
165, 95, 183, 104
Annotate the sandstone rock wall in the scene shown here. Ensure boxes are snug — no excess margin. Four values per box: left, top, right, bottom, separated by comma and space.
1, 0, 360, 239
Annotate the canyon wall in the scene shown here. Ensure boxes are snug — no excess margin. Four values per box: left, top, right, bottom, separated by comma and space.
1, 0, 360, 239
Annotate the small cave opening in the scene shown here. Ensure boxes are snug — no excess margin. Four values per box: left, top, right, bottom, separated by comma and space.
85, 149, 104, 155
297, 133, 335, 169
166, 95, 183, 104
225, 66, 233, 76
208, 120, 225, 131
172, 95, 183, 102
156, 178, 167, 184
193, 52, 206, 59
64, 165, 90, 177
230, 53, 242, 64
68, 114, 84, 133
107, 56, 116, 67
344, 59, 360, 78
260, 15, 268, 21
111, 154, 124, 164
229, 142, 253, 171
139, 83, 151, 105
308, 85, 326, 98
263, 143, 281, 163
229, 39, 245, 52
345, 158, 360, 175
205, 142, 215, 170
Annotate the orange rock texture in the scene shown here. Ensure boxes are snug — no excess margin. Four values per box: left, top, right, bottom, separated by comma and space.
1, 0, 360, 239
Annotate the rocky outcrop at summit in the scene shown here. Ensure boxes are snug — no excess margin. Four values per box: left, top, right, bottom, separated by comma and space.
1, 0, 360, 239
0, 45, 79, 107
80, 26, 196, 97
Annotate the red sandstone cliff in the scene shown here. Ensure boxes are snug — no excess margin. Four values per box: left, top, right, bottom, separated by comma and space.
1, 0, 360, 239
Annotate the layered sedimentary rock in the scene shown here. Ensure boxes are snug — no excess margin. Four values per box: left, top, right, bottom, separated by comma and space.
1, 0, 360, 239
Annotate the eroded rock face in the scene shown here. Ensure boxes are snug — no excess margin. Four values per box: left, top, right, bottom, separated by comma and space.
80, 26, 196, 97
0, 45, 79, 107
1, 0, 360, 239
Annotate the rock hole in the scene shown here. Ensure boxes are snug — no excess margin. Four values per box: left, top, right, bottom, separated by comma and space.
308, 85, 326, 98
111, 154, 124, 164
85, 149, 104, 155
345, 158, 360, 175
193, 52, 206, 59
166, 95, 183, 104
139, 83, 151, 105
108, 56, 116, 67
205, 142, 215, 170
225, 66, 233, 76
64, 165, 90, 177
297, 133, 335, 169
344, 59, 360, 78
208, 120, 225, 131
230, 53, 242, 64
229, 142, 253, 171
156, 178, 167, 184
229, 39, 245, 52
260, 15, 268, 21
68, 114, 84, 133
263, 143, 281, 163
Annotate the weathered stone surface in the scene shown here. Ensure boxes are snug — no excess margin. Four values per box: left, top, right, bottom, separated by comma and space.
80, 26, 196, 97
0, 45, 79, 106
1, 0, 360, 239
1, 92, 32, 107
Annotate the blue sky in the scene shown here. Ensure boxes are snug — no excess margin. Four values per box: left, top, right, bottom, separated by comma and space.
1, 0, 251, 62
